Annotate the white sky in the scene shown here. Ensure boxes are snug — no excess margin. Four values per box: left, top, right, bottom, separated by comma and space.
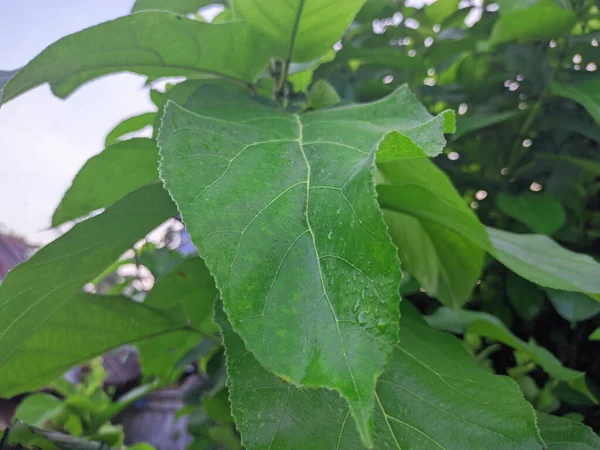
0, 0, 153, 244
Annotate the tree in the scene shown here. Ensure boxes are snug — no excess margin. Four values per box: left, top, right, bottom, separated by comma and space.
1, 0, 600, 448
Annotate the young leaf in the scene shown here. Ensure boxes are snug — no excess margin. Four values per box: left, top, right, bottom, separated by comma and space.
307, 79, 341, 109
551, 78, 600, 124
0, 292, 187, 398
490, 0, 576, 45
52, 138, 160, 227
232, 0, 365, 62
138, 257, 219, 379
426, 307, 596, 401
217, 300, 544, 449
377, 159, 486, 309
0, 12, 273, 105
0, 183, 177, 397
486, 227, 600, 297
496, 192, 566, 235
537, 413, 600, 450
105, 112, 156, 147
158, 86, 447, 445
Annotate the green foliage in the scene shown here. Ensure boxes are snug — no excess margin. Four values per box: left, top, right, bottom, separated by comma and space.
2, 0, 600, 448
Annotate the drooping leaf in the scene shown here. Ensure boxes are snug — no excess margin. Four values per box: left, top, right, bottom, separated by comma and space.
0, 292, 187, 397
138, 257, 219, 379
158, 85, 450, 445
0, 183, 178, 397
537, 413, 600, 450
52, 138, 160, 227
546, 289, 600, 324
486, 227, 600, 297
377, 158, 486, 308
490, 0, 576, 45
426, 307, 596, 401
0, 12, 273, 105
217, 300, 544, 449
105, 112, 155, 147
453, 110, 520, 140
132, 0, 224, 13
496, 192, 566, 235
551, 78, 600, 124
232, 0, 365, 62
506, 273, 546, 321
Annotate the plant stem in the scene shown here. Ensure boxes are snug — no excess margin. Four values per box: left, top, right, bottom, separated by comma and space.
275, 0, 306, 101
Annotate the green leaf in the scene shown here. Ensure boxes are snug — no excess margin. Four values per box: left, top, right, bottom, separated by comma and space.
307, 79, 341, 109
105, 112, 155, 147
232, 0, 365, 62
453, 111, 520, 140
506, 273, 545, 321
1, 12, 272, 105
589, 328, 600, 340
426, 307, 596, 401
8, 420, 108, 450
138, 257, 218, 379
539, 154, 600, 176
14, 393, 64, 427
158, 86, 452, 446
52, 138, 160, 227
425, 0, 461, 24
0, 183, 178, 397
551, 78, 600, 124
496, 192, 566, 235
490, 0, 576, 45
132, 0, 224, 13
0, 69, 19, 104
546, 289, 600, 324
0, 293, 187, 397
486, 227, 600, 296
377, 158, 486, 308
217, 300, 544, 449
537, 413, 600, 449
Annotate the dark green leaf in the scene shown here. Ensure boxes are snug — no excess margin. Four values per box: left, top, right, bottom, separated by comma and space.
307, 80, 341, 109
0, 183, 178, 397
0, 69, 19, 104
496, 192, 566, 235
490, 0, 576, 45
453, 111, 520, 140
378, 158, 486, 308
232, 0, 365, 62
1, 12, 272, 105
551, 78, 600, 124
158, 85, 449, 445
105, 113, 155, 147
217, 300, 544, 449
506, 273, 545, 321
52, 138, 160, 227
537, 413, 600, 449
425, 0, 461, 24
546, 289, 600, 323
138, 257, 218, 379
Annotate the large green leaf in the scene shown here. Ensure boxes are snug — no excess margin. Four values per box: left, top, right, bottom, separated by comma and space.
377, 159, 486, 308
486, 227, 600, 296
0, 12, 273, 105
496, 192, 566, 235
158, 85, 449, 445
0, 183, 177, 397
217, 300, 543, 449
0, 293, 187, 398
52, 138, 160, 227
426, 307, 596, 401
132, 0, 224, 13
546, 289, 600, 324
232, 0, 365, 62
537, 413, 600, 449
490, 0, 576, 45
551, 78, 600, 124
138, 257, 219, 379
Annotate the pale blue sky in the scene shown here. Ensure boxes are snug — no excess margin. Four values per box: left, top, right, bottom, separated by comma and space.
0, 1, 154, 244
